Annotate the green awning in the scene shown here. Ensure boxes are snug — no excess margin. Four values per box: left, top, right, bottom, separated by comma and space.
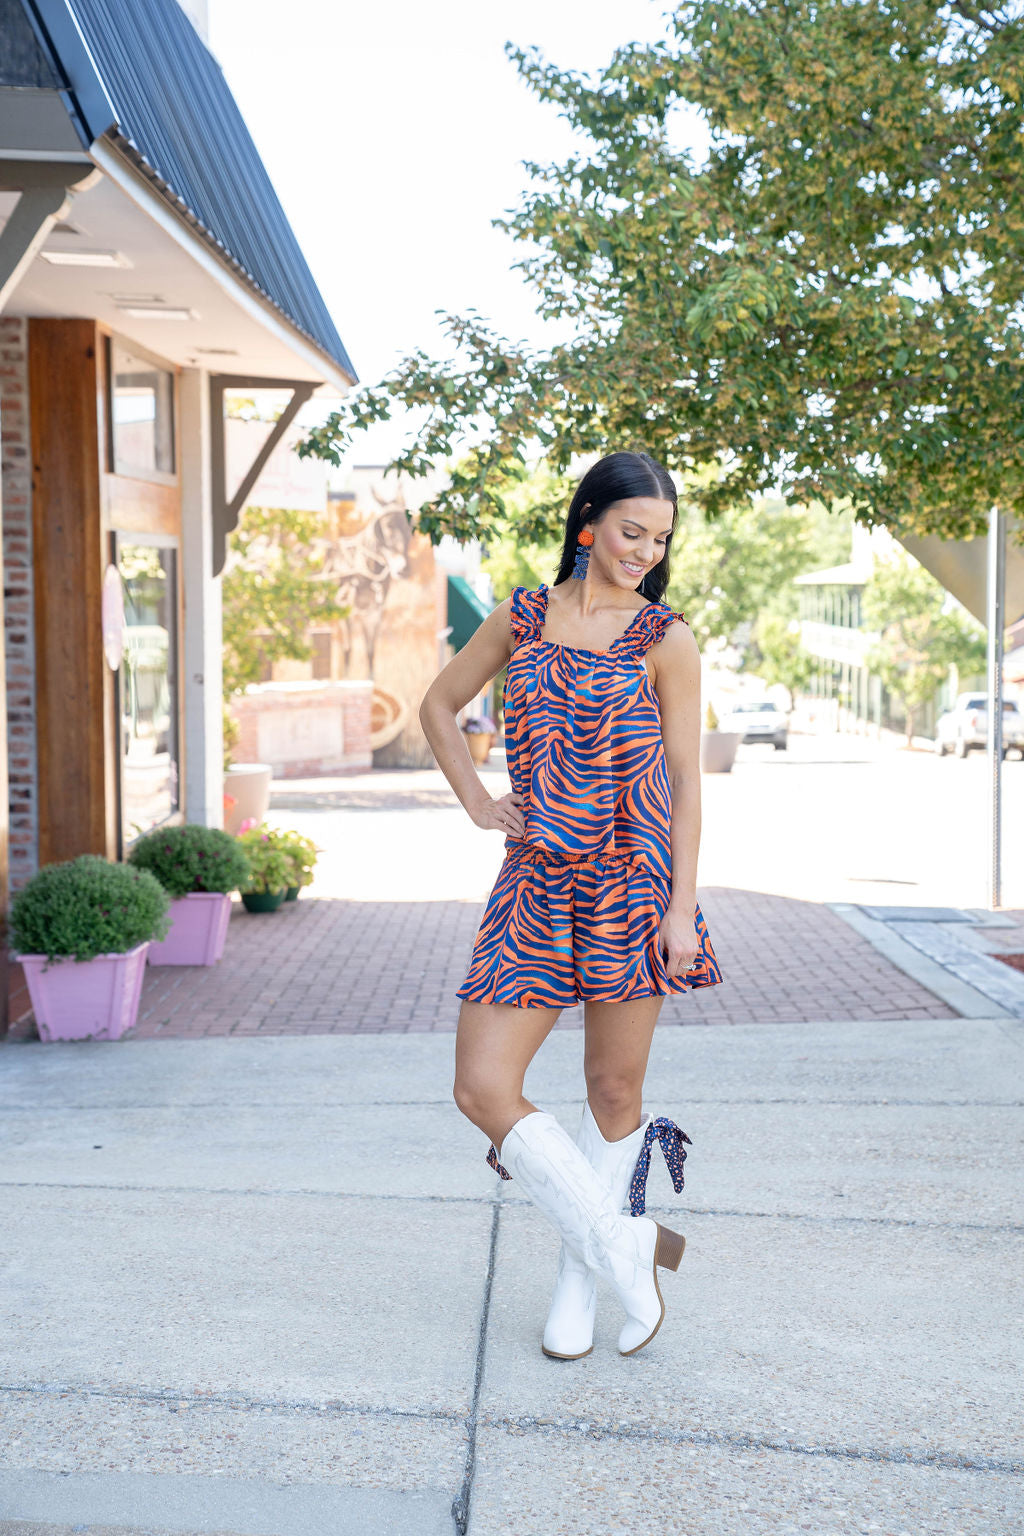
447, 574, 492, 650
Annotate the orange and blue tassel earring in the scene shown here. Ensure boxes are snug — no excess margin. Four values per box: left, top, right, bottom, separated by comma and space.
572, 524, 594, 580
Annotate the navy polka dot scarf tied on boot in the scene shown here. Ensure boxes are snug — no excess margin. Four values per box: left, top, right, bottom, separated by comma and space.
486, 1115, 692, 1215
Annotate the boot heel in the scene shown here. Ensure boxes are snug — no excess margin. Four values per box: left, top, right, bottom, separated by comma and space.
654, 1223, 685, 1272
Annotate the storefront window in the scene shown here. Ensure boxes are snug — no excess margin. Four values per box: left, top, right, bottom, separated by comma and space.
117, 541, 179, 843
111, 341, 175, 476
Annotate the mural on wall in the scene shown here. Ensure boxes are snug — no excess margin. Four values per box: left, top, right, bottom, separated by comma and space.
320, 490, 412, 675
226, 420, 442, 770
323, 473, 440, 768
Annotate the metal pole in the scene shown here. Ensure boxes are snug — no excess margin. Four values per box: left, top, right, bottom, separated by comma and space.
986, 505, 1005, 910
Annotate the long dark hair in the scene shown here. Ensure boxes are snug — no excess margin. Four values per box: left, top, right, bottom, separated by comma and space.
553, 450, 677, 604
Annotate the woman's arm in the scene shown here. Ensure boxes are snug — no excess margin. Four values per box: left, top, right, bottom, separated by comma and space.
418, 596, 527, 839
651, 619, 704, 974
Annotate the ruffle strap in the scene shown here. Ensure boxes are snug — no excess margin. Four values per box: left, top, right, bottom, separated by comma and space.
619, 605, 689, 658
486, 1143, 512, 1180
509, 585, 545, 647
627, 1116, 692, 1215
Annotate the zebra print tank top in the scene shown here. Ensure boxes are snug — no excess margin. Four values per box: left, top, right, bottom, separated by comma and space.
502, 583, 689, 884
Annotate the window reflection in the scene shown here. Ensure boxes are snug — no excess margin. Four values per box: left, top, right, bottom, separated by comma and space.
112, 342, 175, 475
118, 543, 179, 842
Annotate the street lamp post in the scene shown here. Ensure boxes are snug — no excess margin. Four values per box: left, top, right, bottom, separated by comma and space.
986, 505, 1005, 910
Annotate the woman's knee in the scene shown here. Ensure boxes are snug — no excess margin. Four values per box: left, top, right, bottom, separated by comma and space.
453, 1072, 507, 1130
584, 1066, 643, 1120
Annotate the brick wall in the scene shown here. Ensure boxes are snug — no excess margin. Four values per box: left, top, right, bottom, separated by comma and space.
230, 680, 373, 778
0, 318, 37, 889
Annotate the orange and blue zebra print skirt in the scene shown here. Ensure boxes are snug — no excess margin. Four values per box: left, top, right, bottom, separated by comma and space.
455, 583, 723, 1008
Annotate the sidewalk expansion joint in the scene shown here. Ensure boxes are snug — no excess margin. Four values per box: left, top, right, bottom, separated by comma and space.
6, 1182, 1021, 1232
4, 1094, 1022, 1111
0, 1179, 497, 1206
0, 1380, 465, 1428
3, 1382, 1017, 1481
484, 1413, 1024, 1477
451, 1199, 501, 1536
500, 1198, 1024, 1235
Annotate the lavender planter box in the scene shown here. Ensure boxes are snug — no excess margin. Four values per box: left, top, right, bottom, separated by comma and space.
146, 892, 232, 966
17, 941, 150, 1042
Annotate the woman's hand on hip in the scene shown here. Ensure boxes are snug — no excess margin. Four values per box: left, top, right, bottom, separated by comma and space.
468, 789, 526, 839
657, 907, 700, 978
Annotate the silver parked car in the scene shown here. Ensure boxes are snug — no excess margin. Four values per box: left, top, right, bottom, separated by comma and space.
934, 693, 1024, 758
717, 700, 788, 750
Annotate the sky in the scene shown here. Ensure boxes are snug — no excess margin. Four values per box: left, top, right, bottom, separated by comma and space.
207, 0, 692, 459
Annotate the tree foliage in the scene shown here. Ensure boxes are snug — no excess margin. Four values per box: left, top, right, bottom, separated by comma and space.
862, 548, 988, 739
747, 611, 816, 701
221, 507, 348, 696
299, 1, 1024, 549
478, 461, 574, 599
667, 493, 813, 647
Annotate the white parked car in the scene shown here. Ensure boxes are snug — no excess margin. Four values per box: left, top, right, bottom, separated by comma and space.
934, 693, 1024, 758
716, 700, 788, 750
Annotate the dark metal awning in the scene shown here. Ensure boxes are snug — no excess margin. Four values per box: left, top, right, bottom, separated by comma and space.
447, 575, 491, 651
17, 0, 356, 383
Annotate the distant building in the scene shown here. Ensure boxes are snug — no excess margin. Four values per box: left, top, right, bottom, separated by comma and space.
231, 464, 494, 772
793, 525, 979, 737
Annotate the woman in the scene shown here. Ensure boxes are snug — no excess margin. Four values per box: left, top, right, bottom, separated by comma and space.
418, 450, 723, 1359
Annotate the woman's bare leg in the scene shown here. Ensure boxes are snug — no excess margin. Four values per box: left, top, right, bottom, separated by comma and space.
582, 995, 665, 1141
453, 999, 563, 1151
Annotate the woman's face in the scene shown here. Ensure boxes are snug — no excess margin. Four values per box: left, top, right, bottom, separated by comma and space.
589, 497, 675, 586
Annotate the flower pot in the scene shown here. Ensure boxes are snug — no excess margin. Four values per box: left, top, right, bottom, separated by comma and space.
700, 730, 743, 774
146, 892, 233, 966
241, 889, 287, 913
284, 886, 300, 902
463, 730, 493, 766
223, 763, 273, 835
17, 941, 150, 1042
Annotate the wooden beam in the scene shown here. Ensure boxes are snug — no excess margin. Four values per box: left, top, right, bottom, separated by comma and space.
0, 166, 99, 310
209, 377, 317, 576
30, 318, 110, 866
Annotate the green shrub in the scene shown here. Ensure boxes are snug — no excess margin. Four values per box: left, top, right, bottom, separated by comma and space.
268, 828, 320, 889
236, 825, 293, 895
128, 823, 250, 899
11, 855, 171, 963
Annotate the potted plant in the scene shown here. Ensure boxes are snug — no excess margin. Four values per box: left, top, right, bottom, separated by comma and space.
11, 855, 170, 1041
128, 824, 250, 965
700, 700, 743, 774
271, 828, 320, 900
461, 712, 497, 766
236, 824, 293, 912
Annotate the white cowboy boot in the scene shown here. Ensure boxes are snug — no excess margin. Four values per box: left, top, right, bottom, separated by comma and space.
541, 1102, 653, 1360
499, 1109, 685, 1356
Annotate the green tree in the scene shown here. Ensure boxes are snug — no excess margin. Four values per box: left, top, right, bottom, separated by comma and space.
300, 1, 1024, 551
747, 611, 816, 704
222, 507, 347, 696
862, 550, 987, 743
668, 492, 813, 648
478, 461, 573, 599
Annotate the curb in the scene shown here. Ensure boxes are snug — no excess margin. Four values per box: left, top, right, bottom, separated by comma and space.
827, 903, 1012, 1020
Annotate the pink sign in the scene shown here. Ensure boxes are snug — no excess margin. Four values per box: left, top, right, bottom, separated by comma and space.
102, 563, 126, 671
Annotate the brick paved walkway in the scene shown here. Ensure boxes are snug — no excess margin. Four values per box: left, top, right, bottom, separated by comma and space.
5, 884, 955, 1042
6, 752, 977, 1042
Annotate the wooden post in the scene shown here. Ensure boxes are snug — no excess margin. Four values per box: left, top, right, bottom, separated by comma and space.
29, 318, 111, 865
0, 401, 9, 1035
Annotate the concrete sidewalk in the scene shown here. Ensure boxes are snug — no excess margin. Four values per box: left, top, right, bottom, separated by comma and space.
1, 1013, 1022, 1534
